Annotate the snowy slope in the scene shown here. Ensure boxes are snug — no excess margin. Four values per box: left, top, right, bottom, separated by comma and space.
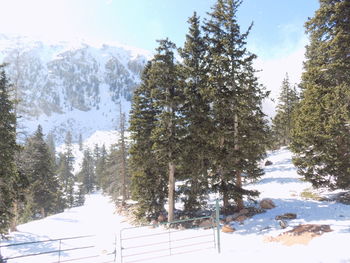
0, 34, 149, 144
2, 148, 350, 263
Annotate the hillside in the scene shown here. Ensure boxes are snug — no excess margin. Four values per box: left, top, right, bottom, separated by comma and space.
0, 34, 148, 143
2, 148, 350, 263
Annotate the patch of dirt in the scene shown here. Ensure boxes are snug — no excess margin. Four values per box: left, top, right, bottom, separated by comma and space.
264, 224, 332, 246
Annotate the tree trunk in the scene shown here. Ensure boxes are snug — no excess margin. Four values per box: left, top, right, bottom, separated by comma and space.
168, 162, 176, 222
119, 105, 127, 206
40, 207, 46, 218
235, 171, 244, 210
223, 190, 229, 213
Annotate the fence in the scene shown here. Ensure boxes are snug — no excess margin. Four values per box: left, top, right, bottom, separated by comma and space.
1, 200, 221, 263
119, 200, 221, 263
0, 234, 116, 263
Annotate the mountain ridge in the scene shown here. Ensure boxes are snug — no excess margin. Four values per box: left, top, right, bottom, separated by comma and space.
0, 34, 148, 143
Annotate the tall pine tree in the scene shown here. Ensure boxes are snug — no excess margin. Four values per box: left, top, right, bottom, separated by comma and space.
129, 62, 168, 219
148, 39, 186, 222
272, 73, 299, 148
178, 12, 211, 213
203, 0, 269, 211
77, 149, 95, 194
0, 64, 18, 236
22, 125, 61, 218
291, 0, 350, 189
58, 131, 75, 207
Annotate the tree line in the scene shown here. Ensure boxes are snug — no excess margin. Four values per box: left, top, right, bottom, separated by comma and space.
130, 0, 350, 221
129, 0, 270, 222
0, 81, 128, 236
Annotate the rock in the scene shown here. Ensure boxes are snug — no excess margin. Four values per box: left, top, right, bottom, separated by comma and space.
199, 219, 214, 229
265, 160, 273, 166
259, 199, 276, 209
225, 215, 235, 223
335, 191, 350, 204
158, 214, 166, 223
275, 213, 297, 220
279, 219, 288, 229
235, 215, 248, 223
222, 224, 235, 233
238, 208, 249, 215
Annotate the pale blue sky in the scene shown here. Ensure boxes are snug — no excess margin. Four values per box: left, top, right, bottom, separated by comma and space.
0, 0, 320, 116
0, 0, 318, 56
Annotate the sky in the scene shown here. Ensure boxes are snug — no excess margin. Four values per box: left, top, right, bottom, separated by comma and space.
0, 0, 320, 116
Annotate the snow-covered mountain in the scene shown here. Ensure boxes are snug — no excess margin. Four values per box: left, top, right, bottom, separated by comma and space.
0, 34, 149, 143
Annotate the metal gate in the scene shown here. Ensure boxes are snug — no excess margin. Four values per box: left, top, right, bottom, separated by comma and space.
119, 200, 221, 263
0, 235, 117, 263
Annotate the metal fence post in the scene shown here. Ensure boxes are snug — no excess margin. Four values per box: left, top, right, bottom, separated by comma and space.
114, 234, 117, 263
58, 239, 62, 263
216, 199, 221, 254
168, 226, 171, 256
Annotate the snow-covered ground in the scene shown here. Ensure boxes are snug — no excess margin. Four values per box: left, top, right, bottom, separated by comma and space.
2, 148, 350, 263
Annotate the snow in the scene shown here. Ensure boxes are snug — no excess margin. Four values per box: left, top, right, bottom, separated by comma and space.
2, 148, 350, 262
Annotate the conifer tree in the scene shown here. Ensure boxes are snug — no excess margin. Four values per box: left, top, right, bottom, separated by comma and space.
118, 104, 128, 205
291, 0, 350, 189
96, 144, 108, 190
129, 62, 167, 219
22, 125, 61, 218
0, 64, 18, 236
272, 73, 299, 148
78, 133, 83, 151
46, 132, 57, 166
203, 0, 269, 211
78, 149, 95, 194
58, 131, 75, 207
148, 39, 185, 222
178, 12, 211, 213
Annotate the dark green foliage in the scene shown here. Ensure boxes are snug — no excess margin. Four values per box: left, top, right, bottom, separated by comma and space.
21, 125, 62, 218
77, 149, 95, 194
98, 144, 130, 204
129, 0, 269, 218
78, 133, 83, 151
272, 74, 299, 148
203, 0, 269, 210
149, 39, 185, 221
0, 64, 18, 236
178, 12, 211, 212
95, 144, 108, 190
46, 132, 57, 166
291, 0, 350, 189
129, 62, 167, 219
58, 131, 75, 207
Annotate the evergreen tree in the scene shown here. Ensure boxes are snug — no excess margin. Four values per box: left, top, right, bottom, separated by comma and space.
95, 144, 108, 190
272, 73, 299, 148
77, 149, 95, 194
118, 105, 128, 205
178, 12, 211, 213
148, 39, 185, 222
58, 131, 75, 207
78, 133, 83, 151
291, 0, 350, 189
13, 149, 30, 227
0, 64, 18, 236
102, 144, 130, 203
129, 62, 168, 219
22, 125, 61, 218
46, 132, 57, 166
203, 0, 269, 211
